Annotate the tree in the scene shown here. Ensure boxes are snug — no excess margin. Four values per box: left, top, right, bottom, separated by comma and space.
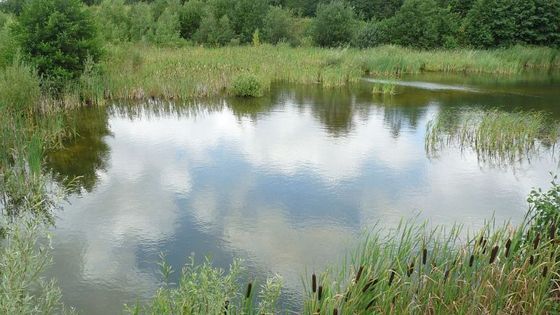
231, 0, 269, 43
384, 0, 457, 49
312, 1, 356, 47
347, 0, 403, 20
262, 6, 293, 44
14, 0, 101, 92
129, 2, 153, 41
179, 0, 205, 40
193, 12, 234, 46
0, 0, 28, 15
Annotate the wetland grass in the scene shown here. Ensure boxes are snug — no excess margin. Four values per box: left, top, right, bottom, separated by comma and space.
97, 44, 560, 102
426, 109, 560, 166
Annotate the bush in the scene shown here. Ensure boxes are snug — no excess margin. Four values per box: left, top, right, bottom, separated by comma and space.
312, 1, 356, 47
96, 0, 130, 42
193, 13, 234, 46
151, 7, 181, 44
230, 0, 268, 43
231, 74, 264, 97
179, 0, 205, 40
383, 0, 458, 49
262, 6, 293, 45
352, 21, 390, 48
0, 15, 18, 69
14, 0, 101, 92
128, 2, 153, 42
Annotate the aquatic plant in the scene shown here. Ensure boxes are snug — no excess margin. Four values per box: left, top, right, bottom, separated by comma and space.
231, 74, 264, 97
425, 109, 560, 167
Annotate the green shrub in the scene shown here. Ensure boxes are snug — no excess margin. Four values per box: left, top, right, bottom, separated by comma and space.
128, 2, 153, 42
14, 0, 101, 93
312, 1, 356, 47
230, 0, 268, 43
96, 0, 130, 42
151, 7, 181, 44
0, 15, 18, 69
262, 6, 293, 45
179, 0, 205, 40
193, 13, 234, 46
352, 21, 390, 48
231, 74, 264, 97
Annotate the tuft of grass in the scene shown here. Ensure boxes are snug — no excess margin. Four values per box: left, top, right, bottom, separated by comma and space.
372, 82, 397, 95
231, 73, 265, 97
426, 109, 560, 167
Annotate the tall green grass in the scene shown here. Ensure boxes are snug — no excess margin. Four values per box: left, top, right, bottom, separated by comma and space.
426, 109, 560, 166
98, 44, 560, 101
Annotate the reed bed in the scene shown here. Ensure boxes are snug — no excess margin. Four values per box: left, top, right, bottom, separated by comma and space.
95, 44, 560, 102
426, 109, 560, 166
304, 217, 560, 314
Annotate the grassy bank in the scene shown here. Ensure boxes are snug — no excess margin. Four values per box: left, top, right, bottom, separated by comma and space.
95, 44, 560, 102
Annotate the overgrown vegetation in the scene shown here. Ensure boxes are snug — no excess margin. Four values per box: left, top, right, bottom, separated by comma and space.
426, 109, 560, 166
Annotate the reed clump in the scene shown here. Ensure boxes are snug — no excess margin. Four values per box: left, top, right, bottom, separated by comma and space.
425, 109, 560, 166
304, 217, 560, 314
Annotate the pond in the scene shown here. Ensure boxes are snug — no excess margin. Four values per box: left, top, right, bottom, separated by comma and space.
46, 74, 560, 314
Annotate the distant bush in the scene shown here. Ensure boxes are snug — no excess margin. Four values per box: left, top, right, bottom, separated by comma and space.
179, 0, 205, 40
312, 1, 356, 47
96, 0, 130, 42
0, 15, 18, 69
382, 0, 458, 49
352, 21, 390, 48
262, 6, 293, 45
128, 3, 153, 42
231, 74, 263, 97
193, 13, 234, 46
14, 0, 101, 92
230, 0, 268, 43
151, 7, 181, 44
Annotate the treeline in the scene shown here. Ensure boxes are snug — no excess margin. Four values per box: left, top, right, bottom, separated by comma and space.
2, 0, 560, 49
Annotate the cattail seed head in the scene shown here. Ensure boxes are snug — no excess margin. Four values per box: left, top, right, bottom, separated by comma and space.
388, 269, 396, 286
469, 254, 475, 267
366, 298, 375, 310
318, 285, 323, 301
489, 246, 499, 264
356, 266, 364, 282
550, 223, 556, 240
543, 265, 548, 277
312, 273, 317, 293
533, 233, 541, 249
529, 255, 534, 265
407, 261, 415, 277
362, 278, 378, 293
444, 269, 450, 282
422, 248, 428, 265
245, 282, 252, 299
479, 235, 484, 245
333, 309, 338, 315
505, 239, 512, 257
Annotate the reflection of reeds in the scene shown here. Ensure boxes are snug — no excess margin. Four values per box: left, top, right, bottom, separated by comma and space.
426, 109, 560, 167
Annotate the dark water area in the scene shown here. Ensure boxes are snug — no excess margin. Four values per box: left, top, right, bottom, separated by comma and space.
45, 73, 560, 314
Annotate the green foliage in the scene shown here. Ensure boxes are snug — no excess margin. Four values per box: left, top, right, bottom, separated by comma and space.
193, 13, 234, 46
262, 6, 293, 45
347, 0, 403, 20
179, 0, 205, 40
96, 0, 130, 42
312, 1, 356, 47
0, 60, 41, 114
14, 0, 101, 92
230, 0, 268, 43
463, 0, 560, 48
152, 7, 181, 44
0, 0, 27, 15
528, 176, 560, 237
383, 0, 458, 49
0, 14, 18, 69
353, 21, 390, 48
128, 2, 153, 42
231, 74, 264, 97
0, 219, 71, 314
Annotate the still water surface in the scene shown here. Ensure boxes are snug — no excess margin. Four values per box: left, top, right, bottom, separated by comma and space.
46, 74, 560, 313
